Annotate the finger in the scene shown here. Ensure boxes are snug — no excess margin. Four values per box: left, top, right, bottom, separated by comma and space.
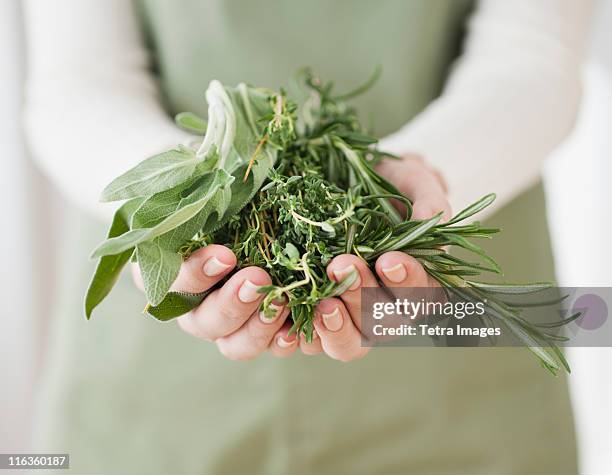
313, 298, 369, 362
268, 323, 298, 358
171, 244, 236, 293
378, 156, 451, 221
299, 328, 323, 356
326, 254, 379, 332
405, 162, 450, 221
215, 306, 290, 361
374, 252, 444, 332
375, 252, 439, 288
411, 191, 452, 222
177, 266, 271, 341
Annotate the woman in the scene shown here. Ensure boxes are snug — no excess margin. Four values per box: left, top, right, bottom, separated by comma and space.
23, 0, 593, 473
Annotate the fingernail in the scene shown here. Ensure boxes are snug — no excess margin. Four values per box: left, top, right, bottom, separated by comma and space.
333, 265, 361, 291
381, 263, 407, 283
203, 256, 231, 277
312, 329, 319, 340
238, 279, 261, 303
277, 335, 296, 348
322, 307, 343, 332
259, 303, 283, 324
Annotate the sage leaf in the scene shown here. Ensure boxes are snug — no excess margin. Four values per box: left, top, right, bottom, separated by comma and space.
91, 170, 234, 257
200, 86, 281, 232
91, 228, 149, 258
100, 148, 198, 202
84, 197, 143, 318
156, 172, 234, 251
147, 290, 210, 321
136, 240, 182, 306
175, 112, 207, 135
208, 157, 274, 234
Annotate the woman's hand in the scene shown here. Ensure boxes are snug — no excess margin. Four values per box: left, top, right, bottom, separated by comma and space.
376, 154, 451, 221
132, 246, 298, 361
133, 155, 449, 362
300, 155, 451, 361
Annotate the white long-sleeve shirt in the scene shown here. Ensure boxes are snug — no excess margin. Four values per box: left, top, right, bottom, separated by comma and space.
22, 0, 593, 219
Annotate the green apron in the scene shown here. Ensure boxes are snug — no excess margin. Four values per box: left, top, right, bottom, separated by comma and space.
33, 1, 576, 473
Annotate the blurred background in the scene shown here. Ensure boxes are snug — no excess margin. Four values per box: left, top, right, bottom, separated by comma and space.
1, 1, 610, 473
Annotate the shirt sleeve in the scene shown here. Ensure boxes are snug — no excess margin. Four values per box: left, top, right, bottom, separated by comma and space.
22, 0, 190, 220
379, 0, 594, 216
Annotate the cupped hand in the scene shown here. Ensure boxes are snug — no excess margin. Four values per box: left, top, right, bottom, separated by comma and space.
132, 155, 450, 362
132, 245, 298, 361
301, 154, 451, 361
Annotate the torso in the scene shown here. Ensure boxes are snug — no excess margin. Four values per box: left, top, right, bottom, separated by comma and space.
33, 2, 576, 473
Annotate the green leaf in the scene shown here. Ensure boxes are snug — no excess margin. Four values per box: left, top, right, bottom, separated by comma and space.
320, 222, 335, 235
551, 345, 571, 373
91, 229, 149, 258
135, 169, 234, 231
535, 311, 582, 329
372, 213, 442, 256
469, 288, 563, 374
466, 281, 553, 294
186, 82, 284, 233
207, 158, 274, 233
147, 290, 210, 321
445, 194, 496, 225
84, 198, 144, 318
136, 241, 183, 306
330, 268, 359, 296
444, 234, 502, 274
284, 243, 300, 261
157, 173, 234, 250
335, 138, 403, 224
100, 148, 198, 202
91, 170, 234, 257
333, 64, 382, 101
338, 131, 378, 146
175, 112, 207, 135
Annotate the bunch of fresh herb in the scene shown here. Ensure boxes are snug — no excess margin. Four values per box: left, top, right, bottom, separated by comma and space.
86, 70, 577, 375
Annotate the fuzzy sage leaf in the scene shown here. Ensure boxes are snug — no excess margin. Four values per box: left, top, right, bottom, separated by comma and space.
91, 170, 234, 258
147, 290, 211, 321
175, 112, 207, 135
100, 148, 198, 202
136, 240, 183, 307
84, 198, 143, 318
